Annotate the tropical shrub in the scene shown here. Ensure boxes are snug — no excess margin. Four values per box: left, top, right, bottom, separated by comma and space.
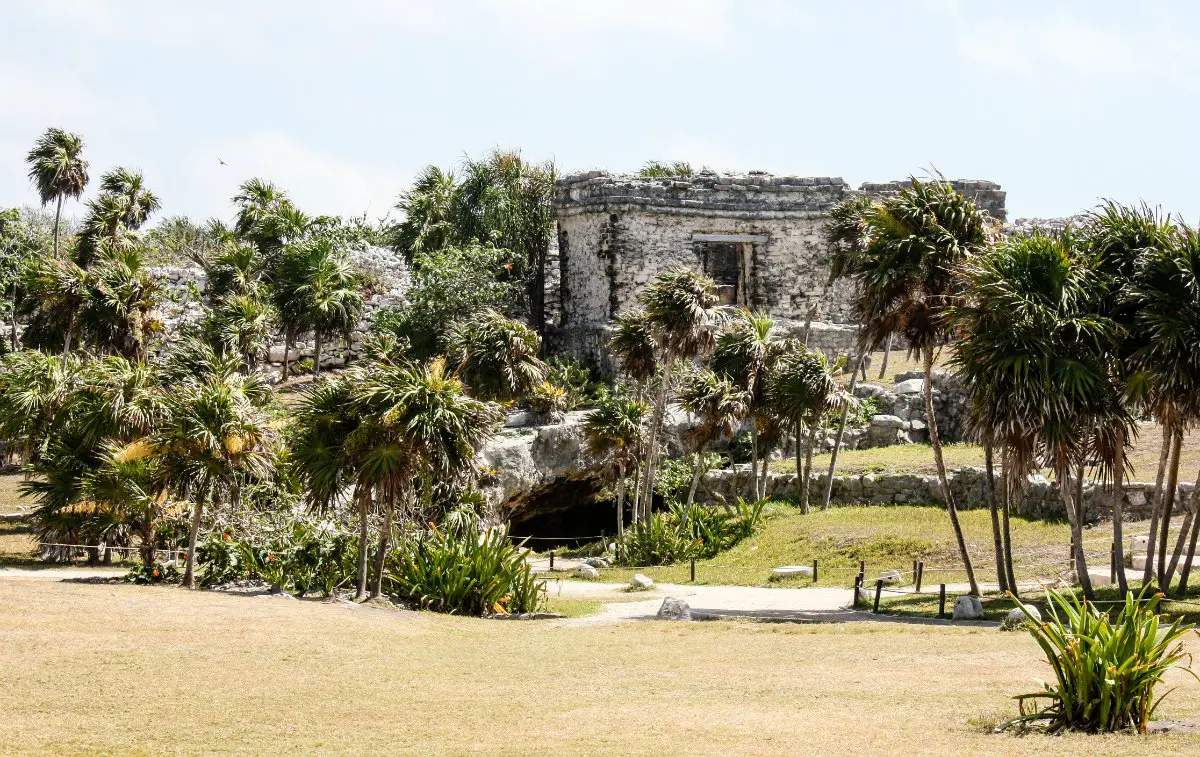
1006, 589, 1198, 734
619, 511, 700, 566
386, 526, 544, 615
527, 381, 568, 421
124, 560, 180, 585
681, 498, 767, 558
196, 531, 261, 588
545, 355, 597, 409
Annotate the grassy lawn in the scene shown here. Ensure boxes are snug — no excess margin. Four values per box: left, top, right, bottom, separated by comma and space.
1, 580, 1197, 755
769, 423, 1198, 483
555, 503, 1078, 588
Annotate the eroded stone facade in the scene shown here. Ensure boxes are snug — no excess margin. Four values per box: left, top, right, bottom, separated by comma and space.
548, 170, 1005, 371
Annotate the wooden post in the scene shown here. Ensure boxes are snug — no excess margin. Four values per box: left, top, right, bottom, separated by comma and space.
549, 551, 555, 571
915, 560, 924, 593
873, 580, 883, 613
938, 584, 947, 618
859, 559, 866, 578
690, 557, 696, 583
1110, 542, 1116, 584
912, 559, 918, 582
812, 559, 818, 583
853, 573, 863, 608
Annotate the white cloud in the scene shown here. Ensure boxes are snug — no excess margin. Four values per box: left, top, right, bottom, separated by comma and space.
182, 133, 400, 220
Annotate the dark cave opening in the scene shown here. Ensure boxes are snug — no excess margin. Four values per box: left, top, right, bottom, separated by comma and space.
506, 476, 666, 550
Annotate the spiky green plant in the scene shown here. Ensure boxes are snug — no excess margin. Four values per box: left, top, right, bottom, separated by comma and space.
445, 309, 546, 402
1006, 589, 1198, 734
25, 127, 89, 257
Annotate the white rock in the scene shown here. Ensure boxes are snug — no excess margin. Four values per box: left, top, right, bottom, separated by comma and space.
1005, 606, 1041, 626
631, 573, 655, 590
1131, 553, 1149, 571
1129, 534, 1149, 554
879, 569, 903, 586
894, 378, 925, 395
1087, 569, 1113, 587
657, 597, 692, 620
771, 565, 814, 580
953, 595, 984, 620
574, 564, 600, 579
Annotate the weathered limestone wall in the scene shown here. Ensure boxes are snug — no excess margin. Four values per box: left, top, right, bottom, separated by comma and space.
550, 171, 1006, 371
700, 467, 1189, 522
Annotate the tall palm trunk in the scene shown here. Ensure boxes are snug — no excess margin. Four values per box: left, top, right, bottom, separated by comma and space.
801, 423, 817, 514
749, 423, 760, 501
1157, 428, 1184, 588
10, 287, 17, 351
369, 485, 395, 599
1111, 426, 1129, 595
62, 310, 76, 355
313, 331, 323, 377
923, 346, 979, 595
1001, 448, 1018, 596
795, 419, 808, 514
140, 521, 157, 571
640, 355, 675, 518
615, 463, 627, 551
1165, 468, 1200, 587
53, 195, 62, 258
183, 498, 205, 589
1144, 427, 1177, 586
1062, 463, 1094, 600
877, 334, 892, 380
1175, 511, 1200, 596
355, 486, 370, 600
820, 352, 865, 511
984, 440, 1007, 593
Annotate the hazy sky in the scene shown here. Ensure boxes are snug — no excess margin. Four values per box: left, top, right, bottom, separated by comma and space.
2, 1, 1197, 225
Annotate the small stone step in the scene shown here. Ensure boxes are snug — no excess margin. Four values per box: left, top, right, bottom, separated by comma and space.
771, 565, 814, 580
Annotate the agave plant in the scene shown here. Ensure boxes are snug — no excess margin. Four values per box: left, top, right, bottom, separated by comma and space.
1006, 589, 1198, 734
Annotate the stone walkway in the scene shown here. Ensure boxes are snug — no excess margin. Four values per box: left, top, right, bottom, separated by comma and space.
545, 578, 996, 627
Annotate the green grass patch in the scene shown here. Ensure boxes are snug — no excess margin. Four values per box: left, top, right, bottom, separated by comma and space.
555, 502, 1074, 588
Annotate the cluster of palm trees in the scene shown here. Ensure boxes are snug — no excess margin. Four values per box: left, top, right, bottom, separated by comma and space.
830, 178, 1200, 600
584, 269, 850, 541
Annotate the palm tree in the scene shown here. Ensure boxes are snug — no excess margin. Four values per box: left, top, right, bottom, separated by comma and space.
767, 347, 850, 513
1078, 201, 1177, 591
636, 268, 723, 517
676, 369, 747, 517
154, 358, 276, 588
446, 309, 547, 402
349, 359, 501, 597
291, 376, 370, 597
711, 311, 780, 500
584, 391, 649, 545
25, 128, 89, 258
233, 178, 292, 251
81, 243, 163, 360
609, 309, 658, 392
204, 293, 276, 372
1128, 224, 1200, 591
274, 237, 363, 377
98, 168, 161, 230
18, 255, 89, 353
829, 177, 990, 596
954, 231, 1134, 600
392, 165, 458, 261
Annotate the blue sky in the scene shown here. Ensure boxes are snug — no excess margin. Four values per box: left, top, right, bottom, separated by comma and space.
2, 0, 1197, 224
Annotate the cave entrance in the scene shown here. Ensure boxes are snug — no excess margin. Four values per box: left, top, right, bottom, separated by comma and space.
505, 475, 667, 550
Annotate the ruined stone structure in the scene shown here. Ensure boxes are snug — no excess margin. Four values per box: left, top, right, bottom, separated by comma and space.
548, 170, 1005, 372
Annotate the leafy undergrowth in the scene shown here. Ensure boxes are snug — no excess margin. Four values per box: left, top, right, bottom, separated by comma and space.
876, 583, 1200, 626
552, 503, 1074, 588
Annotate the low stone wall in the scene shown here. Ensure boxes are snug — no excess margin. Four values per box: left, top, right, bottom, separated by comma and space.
699, 466, 1192, 522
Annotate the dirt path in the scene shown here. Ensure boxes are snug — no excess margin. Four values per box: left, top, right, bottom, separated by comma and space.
0, 566, 125, 581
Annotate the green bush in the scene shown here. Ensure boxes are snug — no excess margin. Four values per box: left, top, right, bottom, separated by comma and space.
385, 526, 545, 616
528, 381, 569, 420
618, 498, 768, 566
1006, 589, 1198, 734
196, 531, 261, 588
124, 561, 181, 585
545, 355, 597, 409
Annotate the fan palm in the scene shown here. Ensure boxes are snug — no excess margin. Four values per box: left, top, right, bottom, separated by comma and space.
636, 268, 723, 517
25, 128, 89, 258
767, 347, 850, 513
273, 237, 363, 377
676, 369, 747, 517
830, 177, 989, 595
711, 310, 781, 500
153, 358, 276, 588
609, 309, 658, 390
392, 165, 458, 261
205, 292, 276, 372
17, 255, 90, 353
446, 309, 547, 402
584, 391, 649, 544
80, 243, 163, 360
954, 232, 1134, 599
291, 376, 371, 597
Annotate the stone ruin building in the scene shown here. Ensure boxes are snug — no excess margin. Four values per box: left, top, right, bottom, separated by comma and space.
546, 170, 1006, 372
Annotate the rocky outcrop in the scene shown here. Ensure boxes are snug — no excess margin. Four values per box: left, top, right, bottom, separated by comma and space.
479, 407, 698, 520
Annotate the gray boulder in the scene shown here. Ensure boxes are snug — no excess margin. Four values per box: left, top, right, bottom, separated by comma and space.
894, 378, 925, 395
657, 597, 692, 620
574, 564, 600, 579
631, 573, 655, 590
953, 595, 984, 620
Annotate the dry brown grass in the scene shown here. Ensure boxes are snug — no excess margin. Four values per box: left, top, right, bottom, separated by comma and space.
1, 580, 1197, 755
